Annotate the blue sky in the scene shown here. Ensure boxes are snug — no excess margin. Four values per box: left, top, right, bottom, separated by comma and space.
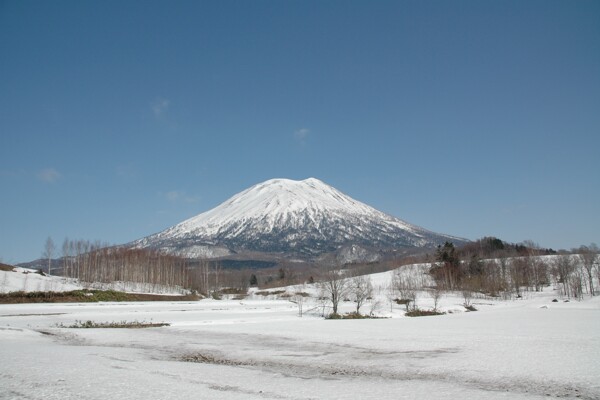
1, 0, 599, 263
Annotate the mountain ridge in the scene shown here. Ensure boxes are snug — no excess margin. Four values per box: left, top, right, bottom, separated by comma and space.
132, 178, 468, 262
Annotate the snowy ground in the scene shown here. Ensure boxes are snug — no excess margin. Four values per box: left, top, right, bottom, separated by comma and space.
0, 268, 187, 295
1, 280, 599, 400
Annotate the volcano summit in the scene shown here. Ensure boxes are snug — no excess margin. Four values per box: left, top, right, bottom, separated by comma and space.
132, 178, 467, 262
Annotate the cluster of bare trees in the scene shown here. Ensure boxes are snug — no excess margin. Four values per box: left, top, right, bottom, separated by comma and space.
316, 268, 375, 316
431, 241, 546, 297
191, 263, 257, 296
60, 239, 189, 291
551, 247, 599, 299
430, 240, 599, 300
42, 238, 239, 295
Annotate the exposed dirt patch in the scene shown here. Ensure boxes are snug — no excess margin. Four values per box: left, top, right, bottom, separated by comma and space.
0, 262, 15, 271
0, 290, 200, 304
180, 352, 251, 367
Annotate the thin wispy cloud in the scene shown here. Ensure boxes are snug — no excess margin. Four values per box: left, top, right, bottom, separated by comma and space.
294, 128, 310, 144
37, 168, 61, 183
152, 97, 170, 117
164, 190, 200, 204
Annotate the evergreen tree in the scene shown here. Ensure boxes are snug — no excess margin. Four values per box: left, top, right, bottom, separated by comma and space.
249, 274, 258, 286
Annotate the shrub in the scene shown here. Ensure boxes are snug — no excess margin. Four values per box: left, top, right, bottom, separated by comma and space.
88, 290, 130, 302
325, 312, 381, 320
254, 290, 286, 297
58, 320, 170, 328
340, 312, 368, 319
405, 309, 445, 317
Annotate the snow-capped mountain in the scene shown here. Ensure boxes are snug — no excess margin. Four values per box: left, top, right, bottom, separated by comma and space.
132, 178, 467, 261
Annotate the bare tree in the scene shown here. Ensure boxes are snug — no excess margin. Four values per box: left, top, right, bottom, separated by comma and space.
509, 257, 528, 297
43, 236, 55, 276
596, 254, 600, 290
212, 262, 222, 294
317, 268, 350, 316
385, 283, 397, 312
553, 255, 575, 298
368, 291, 382, 316
462, 288, 473, 307
570, 269, 585, 300
429, 286, 444, 312
290, 285, 307, 317
350, 275, 373, 314
579, 244, 599, 296
392, 270, 418, 311
61, 237, 71, 278
498, 257, 509, 287
316, 286, 329, 317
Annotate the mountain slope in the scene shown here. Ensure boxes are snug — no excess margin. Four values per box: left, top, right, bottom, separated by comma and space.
132, 178, 467, 260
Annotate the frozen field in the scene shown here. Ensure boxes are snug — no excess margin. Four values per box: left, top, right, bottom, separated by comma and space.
1, 288, 599, 400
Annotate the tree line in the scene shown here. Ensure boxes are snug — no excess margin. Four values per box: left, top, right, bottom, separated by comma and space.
42, 236, 598, 303
44, 238, 231, 295
430, 238, 599, 299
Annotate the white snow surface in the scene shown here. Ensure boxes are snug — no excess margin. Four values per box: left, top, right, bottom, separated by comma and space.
0, 268, 82, 293
148, 178, 423, 237
2, 265, 599, 399
0, 269, 187, 295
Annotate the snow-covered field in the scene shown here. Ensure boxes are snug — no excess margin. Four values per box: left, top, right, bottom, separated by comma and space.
1, 269, 599, 400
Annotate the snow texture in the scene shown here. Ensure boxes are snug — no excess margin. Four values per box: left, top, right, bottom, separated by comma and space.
1, 263, 599, 399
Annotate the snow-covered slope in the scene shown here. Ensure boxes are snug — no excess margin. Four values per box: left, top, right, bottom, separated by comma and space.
133, 178, 467, 259
0, 268, 188, 295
